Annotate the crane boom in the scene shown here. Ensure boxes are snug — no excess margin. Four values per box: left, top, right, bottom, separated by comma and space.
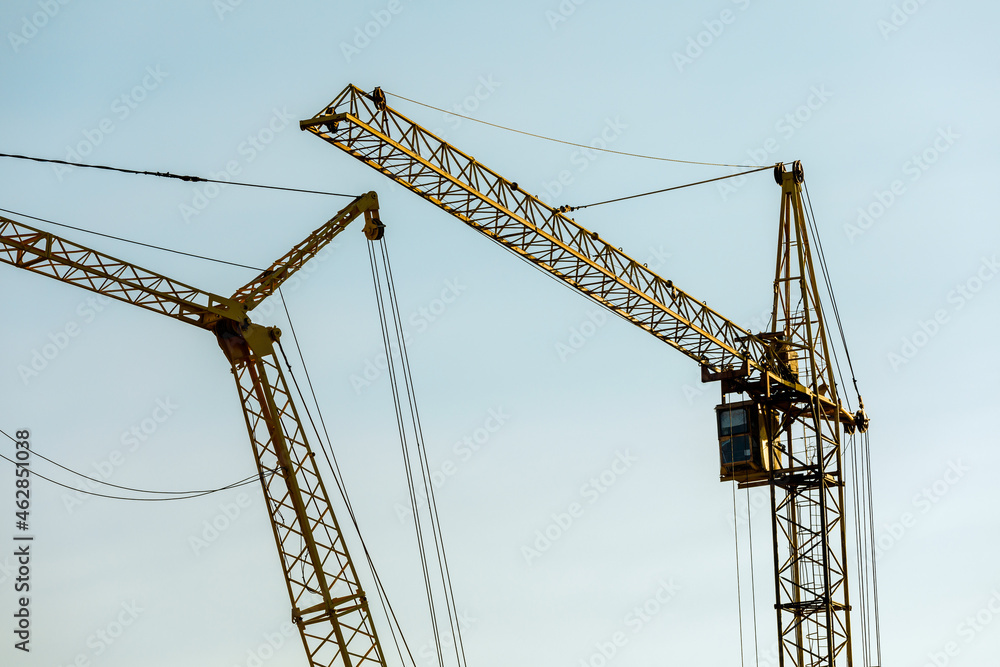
0, 215, 245, 327
300, 87, 774, 374
1, 198, 389, 667
232, 191, 383, 310
299, 85, 854, 426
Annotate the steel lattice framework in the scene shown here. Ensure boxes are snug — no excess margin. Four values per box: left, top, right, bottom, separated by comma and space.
766, 174, 853, 666
0, 193, 389, 667
301, 85, 865, 666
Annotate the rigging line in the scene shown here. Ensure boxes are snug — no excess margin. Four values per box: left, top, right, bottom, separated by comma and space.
368, 240, 445, 667
732, 484, 746, 667
376, 242, 452, 667
860, 435, 876, 666
273, 303, 416, 667
380, 237, 468, 667
800, 187, 851, 408
382, 90, 769, 169
0, 207, 263, 271
0, 427, 265, 495
0, 450, 265, 501
745, 487, 760, 667
849, 433, 871, 666
864, 431, 883, 665
0, 152, 359, 198
560, 165, 773, 212
802, 181, 860, 403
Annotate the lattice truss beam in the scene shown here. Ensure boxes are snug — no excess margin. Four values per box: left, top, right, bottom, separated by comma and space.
301, 85, 780, 379
234, 349, 383, 667
231, 192, 381, 310
0, 215, 243, 326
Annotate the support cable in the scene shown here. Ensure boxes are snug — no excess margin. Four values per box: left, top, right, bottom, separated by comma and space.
864, 430, 883, 666
732, 484, 747, 667
0, 427, 267, 496
849, 432, 871, 667
378, 237, 469, 667
560, 166, 773, 212
0, 206, 263, 271
0, 152, 359, 198
366, 240, 447, 667
0, 449, 266, 501
802, 181, 861, 407
382, 90, 769, 169
745, 487, 761, 667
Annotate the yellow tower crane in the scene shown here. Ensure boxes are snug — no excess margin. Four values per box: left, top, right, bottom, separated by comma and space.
0, 194, 390, 667
298, 85, 874, 667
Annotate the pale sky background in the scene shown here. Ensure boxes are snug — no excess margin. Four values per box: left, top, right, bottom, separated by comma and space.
1, 2, 998, 666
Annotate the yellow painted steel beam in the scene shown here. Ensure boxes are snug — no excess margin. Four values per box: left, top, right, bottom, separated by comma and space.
0, 215, 246, 328
231, 191, 382, 310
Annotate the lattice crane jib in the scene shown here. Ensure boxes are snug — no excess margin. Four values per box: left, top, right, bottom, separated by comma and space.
0, 196, 389, 667
301, 85, 868, 667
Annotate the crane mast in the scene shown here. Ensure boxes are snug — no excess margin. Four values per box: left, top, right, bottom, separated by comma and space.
301, 85, 868, 666
0, 195, 390, 667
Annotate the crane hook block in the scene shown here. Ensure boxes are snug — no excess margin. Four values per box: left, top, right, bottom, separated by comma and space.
363, 211, 385, 241
854, 407, 870, 433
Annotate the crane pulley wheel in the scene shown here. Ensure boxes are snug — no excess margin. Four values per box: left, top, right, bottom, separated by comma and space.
773, 160, 805, 185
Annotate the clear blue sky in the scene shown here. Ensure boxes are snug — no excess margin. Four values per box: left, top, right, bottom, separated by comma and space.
2, 1, 998, 666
